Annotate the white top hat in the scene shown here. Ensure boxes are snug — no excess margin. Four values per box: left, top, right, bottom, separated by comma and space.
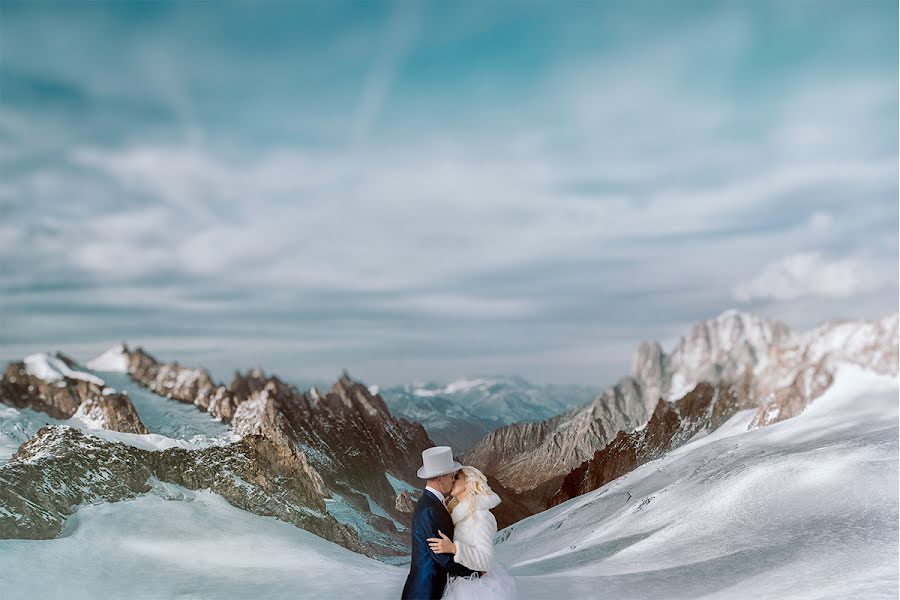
417, 446, 462, 479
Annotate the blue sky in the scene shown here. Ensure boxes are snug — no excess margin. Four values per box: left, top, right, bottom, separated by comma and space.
1, 1, 897, 386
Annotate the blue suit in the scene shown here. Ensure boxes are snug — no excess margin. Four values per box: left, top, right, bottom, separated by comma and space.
402, 490, 475, 599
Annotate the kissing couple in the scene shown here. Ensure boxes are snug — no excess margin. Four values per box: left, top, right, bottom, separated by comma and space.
401, 446, 518, 600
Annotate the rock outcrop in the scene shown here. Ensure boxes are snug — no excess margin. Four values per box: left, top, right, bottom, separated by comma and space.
549, 377, 752, 507
230, 370, 432, 523
750, 313, 898, 427
0, 425, 360, 552
0, 354, 148, 434
125, 347, 242, 421
395, 490, 415, 513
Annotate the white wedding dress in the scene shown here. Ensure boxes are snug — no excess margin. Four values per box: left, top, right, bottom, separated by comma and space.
442, 492, 518, 600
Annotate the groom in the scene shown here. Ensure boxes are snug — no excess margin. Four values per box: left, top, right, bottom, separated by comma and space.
402, 446, 476, 599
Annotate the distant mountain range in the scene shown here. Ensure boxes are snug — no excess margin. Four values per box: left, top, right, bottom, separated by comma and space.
378, 376, 597, 452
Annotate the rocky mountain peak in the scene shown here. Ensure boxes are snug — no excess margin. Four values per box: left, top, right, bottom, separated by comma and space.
1, 356, 148, 435
466, 310, 897, 509
326, 372, 392, 419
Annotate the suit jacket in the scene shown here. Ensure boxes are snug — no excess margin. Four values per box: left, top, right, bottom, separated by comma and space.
401, 490, 475, 600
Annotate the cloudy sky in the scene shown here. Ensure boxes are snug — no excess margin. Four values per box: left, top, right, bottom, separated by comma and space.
1, 1, 897, 387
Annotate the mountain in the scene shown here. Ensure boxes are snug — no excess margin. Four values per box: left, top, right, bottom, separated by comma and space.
464, 311, 899, 504
88, 344, 244, 421
495, 364, 899, 599
228, 369, 434, 555
1, 363, 894, 599
548, 377, 752, 507
2, 352, 148, 434
379, 376, 597, 453
0, 425, 358, 550
2, 347, 435, 558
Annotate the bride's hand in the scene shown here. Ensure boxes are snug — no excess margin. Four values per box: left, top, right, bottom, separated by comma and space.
427, 530, 456, 554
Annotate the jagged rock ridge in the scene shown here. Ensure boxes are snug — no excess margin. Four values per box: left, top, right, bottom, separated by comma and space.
2, 348, 434, 556
549, 376, 752, 507
1, 353, 148, 434
465, 311, 899, 502
94, 346, 434, 554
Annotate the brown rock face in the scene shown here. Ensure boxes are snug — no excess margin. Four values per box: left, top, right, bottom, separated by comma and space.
0, 425, 361, 552
750, 359, 834, 428
395, 490, 415, 513
231, 371, 433, 521
548, 377, 752, 508
126, 347, 242, 421
0, 360, 148, 434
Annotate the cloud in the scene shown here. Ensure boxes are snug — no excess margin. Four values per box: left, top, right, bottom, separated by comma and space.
349, 0, 419, 150
1, 2, 896, 384
385, 293, 539, 319
733, 252, 883, 302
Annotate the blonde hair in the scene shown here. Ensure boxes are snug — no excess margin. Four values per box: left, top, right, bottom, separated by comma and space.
455, 466, 494, 515
460, 466, 492, 497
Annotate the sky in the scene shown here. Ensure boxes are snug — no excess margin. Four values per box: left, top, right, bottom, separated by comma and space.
1, 0, 897, 387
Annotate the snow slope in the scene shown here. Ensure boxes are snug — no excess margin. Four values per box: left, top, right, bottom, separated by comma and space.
495, 364, 899, 599
0, 482, 402, 599
23, 353, 105, 385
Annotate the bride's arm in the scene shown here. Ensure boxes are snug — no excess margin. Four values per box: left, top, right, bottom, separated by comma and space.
453, 510, 497, 572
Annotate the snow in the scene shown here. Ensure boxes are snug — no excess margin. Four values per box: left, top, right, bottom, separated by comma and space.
0, 484, 404, 599
0, 372, 237, 463
325, 492, 405, 553
98, 372, 233, 441
666, 372, 693, 400
85, 344, 130, 373
443, 378, 491, 394
0, 405, 35, 466
386, 472, 419, 496
495, 364, 899, 599
81, 427, 238, 452
23, 353, 104, 386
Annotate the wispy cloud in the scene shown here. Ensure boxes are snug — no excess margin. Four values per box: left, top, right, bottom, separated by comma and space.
734, 252, 884, 302
349, 0, 420, 151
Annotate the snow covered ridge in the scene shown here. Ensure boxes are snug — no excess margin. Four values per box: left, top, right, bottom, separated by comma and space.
0, 424, 361, 552
84, 343, 129, 372
3, 348, 431, 557
465, 310, 899, 498
24, 353, 105, 386
2, 354, 149, 435
496, 365, 899, 600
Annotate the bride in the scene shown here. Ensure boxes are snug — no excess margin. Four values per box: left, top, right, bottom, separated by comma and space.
427, 466, 518, 599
